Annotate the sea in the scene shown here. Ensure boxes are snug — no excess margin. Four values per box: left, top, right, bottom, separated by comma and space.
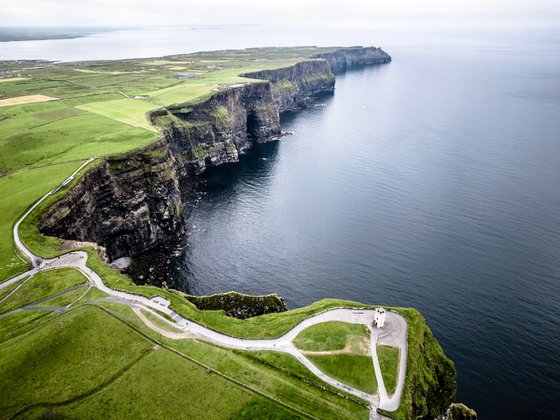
3, 24, 559, 419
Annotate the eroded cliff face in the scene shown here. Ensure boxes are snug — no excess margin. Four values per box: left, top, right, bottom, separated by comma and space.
243, 60, 335, 111
40, 49, 389, 261
41, 142, 185, 260
152, 81, 280, 175
312, 46, 391, 73
152, 60, 335, 175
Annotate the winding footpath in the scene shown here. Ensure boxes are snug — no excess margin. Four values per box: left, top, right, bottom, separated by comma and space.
1, 159, 408, 419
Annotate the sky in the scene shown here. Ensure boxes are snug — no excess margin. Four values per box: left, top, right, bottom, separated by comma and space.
1, 0, 559, 29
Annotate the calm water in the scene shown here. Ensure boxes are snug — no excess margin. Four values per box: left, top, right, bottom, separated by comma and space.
6, 26, 560, 419
168, 43, 560, 418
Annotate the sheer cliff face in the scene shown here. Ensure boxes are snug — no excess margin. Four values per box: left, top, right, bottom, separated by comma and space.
154, 60, 335, 175
41, 143, 184, 260
312, 46, 392, 73
40, 49, 390, 261
243, 60, 335, 111
154, 81, 282, 175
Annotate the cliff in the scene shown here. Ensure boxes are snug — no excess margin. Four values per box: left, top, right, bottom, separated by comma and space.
41, 142, 185, 260
312, 46, 392, 73
40, 48, 389, 262
242, 60, 335, 111
379, 308, 458, 420
151, 60, 335, 175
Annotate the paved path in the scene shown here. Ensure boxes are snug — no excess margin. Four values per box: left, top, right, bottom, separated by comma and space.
0, 159, 409, 418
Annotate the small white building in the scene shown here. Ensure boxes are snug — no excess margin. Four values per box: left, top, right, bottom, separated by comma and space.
374, 307, 386, 328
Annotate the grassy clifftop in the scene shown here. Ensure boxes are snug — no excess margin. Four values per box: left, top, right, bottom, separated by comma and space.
380, 308, 457, 420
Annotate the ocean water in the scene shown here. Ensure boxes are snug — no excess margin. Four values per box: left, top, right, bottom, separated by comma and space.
167, 37, 560, 418
5, 25, 559, 418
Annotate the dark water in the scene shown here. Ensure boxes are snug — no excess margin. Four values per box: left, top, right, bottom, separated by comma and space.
163, 43, 560, 418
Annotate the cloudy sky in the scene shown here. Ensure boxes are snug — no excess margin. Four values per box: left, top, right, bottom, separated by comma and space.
2, 0, 559, 28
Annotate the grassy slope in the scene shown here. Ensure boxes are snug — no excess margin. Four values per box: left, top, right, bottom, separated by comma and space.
308, 354, 377, 394
0, 162, 81, 281
0, 304, 323, 419
40, 285, 88, 307
0, 268, 87, 314
0, 276, 27, 300
0, 310, 53, 343
293, 321, 370, 352
0, 306, 152, 418
378, 345, 400, 396
27, 350, 267, 419
96, 301, 369, 419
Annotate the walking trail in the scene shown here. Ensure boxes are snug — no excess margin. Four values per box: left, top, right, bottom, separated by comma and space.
1, 159, 408, 419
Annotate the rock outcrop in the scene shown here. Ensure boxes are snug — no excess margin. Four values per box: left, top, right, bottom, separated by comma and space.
40, 47, 391, 262
183, 291, 287, 319
438, 403, 478, 420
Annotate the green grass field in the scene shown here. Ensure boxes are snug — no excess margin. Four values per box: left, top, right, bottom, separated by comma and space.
77, 98, 159, 132
97, 301, 370, 419
308, 354, 377, 394
293, 321, 370, 352
41, 285, 89, 307
0, 301, 369, 419
0, 310, 53, 343
0, 306, 152, 418
0, 276, 27, 300
378, 345, 400, 396
26, 350, 268, 419
0, 162, 81, 281
0, 268, 87, 314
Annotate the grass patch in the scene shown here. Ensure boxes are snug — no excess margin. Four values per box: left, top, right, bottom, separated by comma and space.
378, 345, 399, 396
231, 398, 301, 419
77, 98, 159, 132
0, 162, 81, 281
0, 77, 29, 83
28, 349, 260, 419
140, 308, 182, 331
0, 310, 53, 343
0, 305, 153, 419
0, 94, 57, 107
0, 277, 28, 301
96, 301, 369, 419
41, 285, 89, 308
308, 354, 377, 395
0, 268, 87, 314
294, 321, 370, 352
0, 112, 157, 173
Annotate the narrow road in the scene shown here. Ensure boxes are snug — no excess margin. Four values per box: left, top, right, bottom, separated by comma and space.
1, 158, 408, 418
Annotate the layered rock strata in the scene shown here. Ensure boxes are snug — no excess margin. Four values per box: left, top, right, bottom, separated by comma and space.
40, 48, 390, 261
